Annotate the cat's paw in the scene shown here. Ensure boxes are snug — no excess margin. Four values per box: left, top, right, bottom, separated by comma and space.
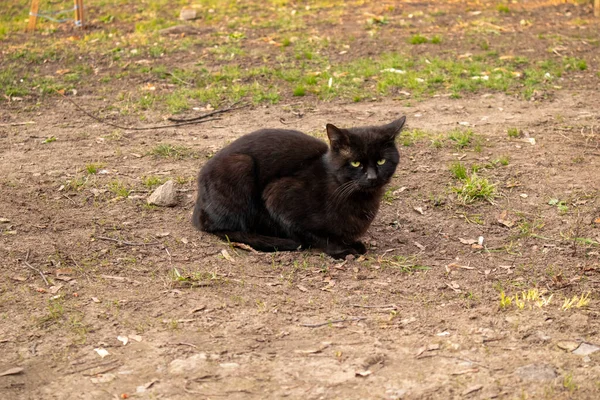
350, 241, 367, 254
326, 247, 358, 260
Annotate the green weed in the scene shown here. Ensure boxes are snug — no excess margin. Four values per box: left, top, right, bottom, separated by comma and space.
453, 174, 496, 203
448, 129, 473, 149
149, 144, 193, 159
85, 163, 104, 175
107, 180, 130, 198
507, 127, 520, 138
449, 161, 468, 180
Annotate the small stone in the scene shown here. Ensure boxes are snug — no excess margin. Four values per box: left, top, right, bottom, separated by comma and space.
159, 24, 201, 36
168, 353, 208, 375
515, 364, 556, 382
572, 342, 600, 356
147, 180, 178, 207
557, 340, 580, 352
179, 8, 197, 20
90, 373, 116, 384
219, 363, 240, 369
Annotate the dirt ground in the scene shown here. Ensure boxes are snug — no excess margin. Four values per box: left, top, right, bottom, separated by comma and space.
1, 1, 600, 399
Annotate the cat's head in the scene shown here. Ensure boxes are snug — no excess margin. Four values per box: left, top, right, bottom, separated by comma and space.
326, 116, 405, 191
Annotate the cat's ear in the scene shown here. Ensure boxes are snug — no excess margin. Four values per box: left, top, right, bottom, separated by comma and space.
326, 123, 350, 151
383, 116, 407, 141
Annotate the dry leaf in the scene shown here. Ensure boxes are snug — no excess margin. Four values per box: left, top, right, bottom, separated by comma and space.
451, 368, 479, 375
49, 285, 63, 294
0, 367, 24, 377
459, 238, 478, 245
445, 262, 474, 272
462, 385, 483, 396
91, 297, 101, 303
221, 249, 235, 263
129, 334, 142, 342
117, 336, 129, 346
94, 348, 110, 358
231, 242, 258, 253
355, 370, 372, 377
414, 241, 425, 250
11, 276, 27, 282
594, 217, 600, 224
413, 206, 425, 215
497, 210, 515, 228
297, 285, 308, 292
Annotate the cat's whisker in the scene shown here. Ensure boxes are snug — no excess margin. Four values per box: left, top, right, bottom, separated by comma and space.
331, 180, 359, 207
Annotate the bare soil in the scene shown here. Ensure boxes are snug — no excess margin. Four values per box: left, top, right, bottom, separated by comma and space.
1, 1, 600, 399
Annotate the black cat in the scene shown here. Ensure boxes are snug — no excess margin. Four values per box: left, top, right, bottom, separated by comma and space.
192, 116, 406, 259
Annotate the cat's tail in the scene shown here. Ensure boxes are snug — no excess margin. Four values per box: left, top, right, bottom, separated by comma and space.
212, 231, 301, 252
191, 199, 203, 230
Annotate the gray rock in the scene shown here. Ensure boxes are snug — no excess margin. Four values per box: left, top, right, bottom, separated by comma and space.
159, 25, 201, 36
147, 180, 178, 207
515, 364, 556, 382
572, 342, 600, 356
179, 8, 197, 21
168, 353, 208, 375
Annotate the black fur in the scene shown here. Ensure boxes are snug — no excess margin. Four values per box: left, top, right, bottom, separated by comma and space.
192, 117, 406, 258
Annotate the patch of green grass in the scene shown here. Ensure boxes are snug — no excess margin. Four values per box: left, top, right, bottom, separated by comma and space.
507, 127, 521, 138
563, 373, 578, 392
380, 255, 430, 273
409, 34, 429, 45
431, 35, 442, 44
449, 161, 468, 180
165, 92, 190, 114
293, 85, 306, 96
496, 155, 510, 166
548, 198, 568, 213
398, 128, 429, 146
85, 163, 104, 175
142, 175, 166, 188
448, 129, 474, 149
149, 143, 193, 159
497, 4, 510, 13
107, 180, 130, 198
453, 174, 496, 203
42, 136, 57, 144
382, 187, 397, 204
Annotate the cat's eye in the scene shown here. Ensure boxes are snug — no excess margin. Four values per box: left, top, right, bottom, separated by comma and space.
350, 161, 361, 167
377, 159, 386, 165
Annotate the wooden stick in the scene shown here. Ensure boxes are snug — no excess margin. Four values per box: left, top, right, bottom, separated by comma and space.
23, 260, 49, 286
27, 0, 40, 32
73, 0, 79, 28
95, 235, 160, 246
300, 316, 366, 328
78, 0, 85, 28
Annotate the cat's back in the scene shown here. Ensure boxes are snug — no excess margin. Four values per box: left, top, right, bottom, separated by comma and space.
223, 129, 327, 157
206, 129, 328, 178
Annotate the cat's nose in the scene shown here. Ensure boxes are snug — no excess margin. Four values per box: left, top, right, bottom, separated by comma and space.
366, 167, 377, 181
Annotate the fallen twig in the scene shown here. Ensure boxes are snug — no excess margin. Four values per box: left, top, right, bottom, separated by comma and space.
0, 121, 35, 127
62, 193, 78, 206
351, 304, 398, 310
22, 259, 49, 286
95, 236, 160, 246
168, 101, 248, 122
300, 316, 366, 328
82, 363, 121, 376
58, 91, 227, 131
65, 360, 120, 375
171, 342, 198, 349
416, 353, 489, 369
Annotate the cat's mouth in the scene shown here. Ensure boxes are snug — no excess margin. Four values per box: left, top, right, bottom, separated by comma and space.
358, 181, 382, 191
